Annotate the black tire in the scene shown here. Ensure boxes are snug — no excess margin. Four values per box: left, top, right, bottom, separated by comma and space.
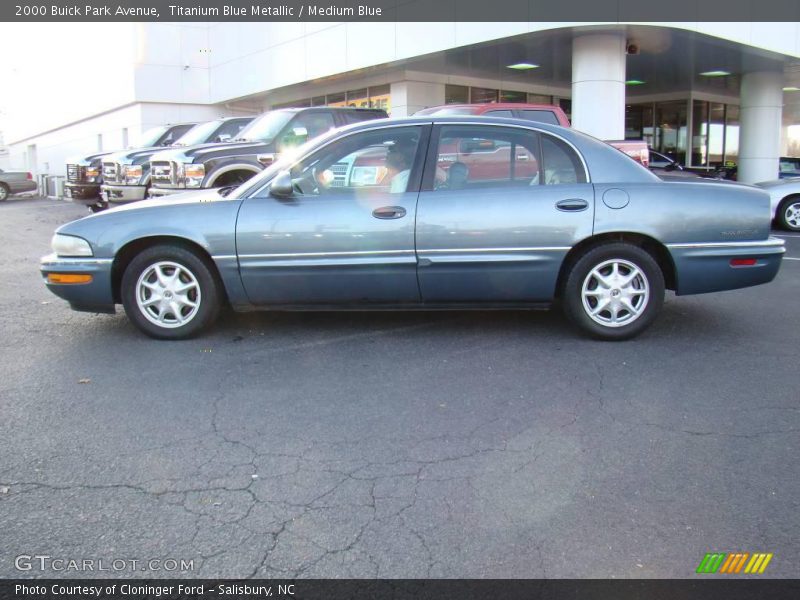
0, 183, 9, 202
562, 243, 665, 341
776, 195, 800, 232
121, 245, 222, 340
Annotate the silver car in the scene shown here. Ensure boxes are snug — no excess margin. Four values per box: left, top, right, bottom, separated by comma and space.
0, 168, 37, 201
41, 116, 784, 341
755, 178, 800, 231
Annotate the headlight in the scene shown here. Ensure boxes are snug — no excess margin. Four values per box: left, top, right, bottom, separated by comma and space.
51, 234, 93, 257
85, 166, 100, 178
184, 164, 205, 188
124, 165, 143, 185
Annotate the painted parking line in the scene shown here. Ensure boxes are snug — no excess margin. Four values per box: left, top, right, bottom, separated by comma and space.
783, 257, 800, 261
773, 234, 800, 239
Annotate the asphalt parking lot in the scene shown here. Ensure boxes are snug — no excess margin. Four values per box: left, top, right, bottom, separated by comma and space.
0, 196, 798, 579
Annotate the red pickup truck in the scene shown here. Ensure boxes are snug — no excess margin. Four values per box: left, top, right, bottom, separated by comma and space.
415, 103, 649, 168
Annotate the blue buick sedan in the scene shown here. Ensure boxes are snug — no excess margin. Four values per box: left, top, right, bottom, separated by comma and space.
42, 116, 785, 340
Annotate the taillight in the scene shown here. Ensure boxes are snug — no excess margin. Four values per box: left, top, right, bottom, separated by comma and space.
730, 258, 757, 267
26, 172, 32, 180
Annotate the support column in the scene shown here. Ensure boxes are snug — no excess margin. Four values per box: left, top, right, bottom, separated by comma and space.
389, 81, 445, 117
572, 33, 626, 140
738, 71, 783, 184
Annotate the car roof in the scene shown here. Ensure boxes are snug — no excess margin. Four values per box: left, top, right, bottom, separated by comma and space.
421, 103, 560, 112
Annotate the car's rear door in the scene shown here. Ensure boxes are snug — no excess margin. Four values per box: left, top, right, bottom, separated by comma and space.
415, 123, 594, 302
236, 123, 429, 305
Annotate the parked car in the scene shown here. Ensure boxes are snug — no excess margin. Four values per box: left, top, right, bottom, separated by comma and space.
754, 178, 800, 231
101, 117, 254, 206
417, 103, 650, 167
65, 123, 198, 212
41, 116, 784, 341
147, 107, 388, 197
0, 168, 36, 201
778, 156, 800, 179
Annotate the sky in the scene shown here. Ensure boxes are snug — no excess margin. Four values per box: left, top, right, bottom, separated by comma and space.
0, 23, 137, 143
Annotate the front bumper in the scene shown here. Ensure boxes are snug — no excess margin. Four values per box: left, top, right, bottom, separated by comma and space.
148, 186, 190, 198
102, 184, 148, 204
40, 254, 116, 314
64, 182, 101, 203
668, 237, 785, 295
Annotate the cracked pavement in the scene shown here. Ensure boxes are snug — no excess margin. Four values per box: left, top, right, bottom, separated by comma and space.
0, 197, 798, 578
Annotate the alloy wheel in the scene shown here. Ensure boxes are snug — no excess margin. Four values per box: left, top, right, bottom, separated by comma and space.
135, 261, 201, 328
785, 201, 800, 230
581, 258, 650, 328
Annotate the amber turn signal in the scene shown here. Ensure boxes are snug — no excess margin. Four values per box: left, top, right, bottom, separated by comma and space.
47, 273, 93, 284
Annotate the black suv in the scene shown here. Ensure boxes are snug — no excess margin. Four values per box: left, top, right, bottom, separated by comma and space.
102, 117, 254, 206
148, 107, 387, 197
65, 123, 197, 212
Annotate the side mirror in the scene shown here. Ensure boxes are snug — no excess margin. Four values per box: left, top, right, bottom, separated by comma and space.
269, 170, 294, 198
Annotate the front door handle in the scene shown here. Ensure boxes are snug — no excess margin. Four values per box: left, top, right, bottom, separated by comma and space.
555, 198, 589, 212
372, 206, 407, 219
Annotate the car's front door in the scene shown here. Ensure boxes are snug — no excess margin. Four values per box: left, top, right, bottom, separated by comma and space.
416, 124, 594, 302
236, 124, 429, 305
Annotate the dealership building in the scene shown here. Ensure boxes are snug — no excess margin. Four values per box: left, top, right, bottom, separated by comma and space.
6, 21, 800, 184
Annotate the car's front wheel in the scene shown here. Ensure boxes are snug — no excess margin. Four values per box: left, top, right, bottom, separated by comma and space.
0, 183, 9, 202
121, 245, 222, 339
777, 196, 800, 231
562, 243, 665, 340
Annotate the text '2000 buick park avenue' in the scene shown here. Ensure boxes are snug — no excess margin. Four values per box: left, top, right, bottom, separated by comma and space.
41, 116, 785, 341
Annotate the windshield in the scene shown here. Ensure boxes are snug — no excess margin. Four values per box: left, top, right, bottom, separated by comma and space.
235, 111, 293, 142
135, 126, 169, 148
172, 121, 220, 146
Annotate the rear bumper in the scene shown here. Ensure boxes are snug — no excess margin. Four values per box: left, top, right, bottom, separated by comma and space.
40, 254, 116, 314
102, 184, 147, 204
668, 238, 785, 295
8, 181, 38, 194
64, 182, 101, 203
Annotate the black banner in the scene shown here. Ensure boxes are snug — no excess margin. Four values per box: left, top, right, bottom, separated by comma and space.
2, 0, 800, 22
2, 580, 800, 600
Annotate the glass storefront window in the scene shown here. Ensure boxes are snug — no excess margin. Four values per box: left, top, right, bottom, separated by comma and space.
708, 103, 725, 165
445, 85, 469, 104
368, 85, 390, 111
500, 90, 527, 103
691, 100, 709, 166
346, 88, 369, 108
471, 87, 499, 103
528, 93, 553, 105
654, 101, 687, 165
725, 105, 739, 165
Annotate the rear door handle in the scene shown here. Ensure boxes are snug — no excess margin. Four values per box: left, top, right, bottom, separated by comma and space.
555, 198, 589, 211
372, 206, 407, 219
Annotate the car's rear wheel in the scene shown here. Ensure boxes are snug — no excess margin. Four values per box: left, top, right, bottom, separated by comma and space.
562, 243, 665, 340
0, 183, 9, 202
121, 245, 221, 339
777, 196, 800, 231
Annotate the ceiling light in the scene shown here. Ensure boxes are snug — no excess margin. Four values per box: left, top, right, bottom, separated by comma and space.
783, 86, 800, 92
507, 62, 539, 70
626, 79, 646, 85
700, 70, 731, 77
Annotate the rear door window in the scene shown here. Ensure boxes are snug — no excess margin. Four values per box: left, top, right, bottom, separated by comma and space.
518, 110, 560, 125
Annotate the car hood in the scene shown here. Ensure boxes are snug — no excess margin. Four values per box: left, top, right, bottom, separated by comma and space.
103, 146, 176, 166
67, 151, 114, 166
150, 139, 276, 163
